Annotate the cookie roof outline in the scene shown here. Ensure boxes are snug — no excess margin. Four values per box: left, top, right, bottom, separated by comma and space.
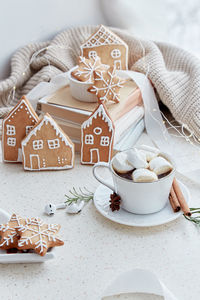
3, 97, 38, 123
22, 113, 73, 148
81, 103, 114, 132
80, 25, 128, 49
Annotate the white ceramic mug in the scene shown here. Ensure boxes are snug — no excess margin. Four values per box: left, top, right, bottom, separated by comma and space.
68, 66, 98, 103
93, 152, 175, 214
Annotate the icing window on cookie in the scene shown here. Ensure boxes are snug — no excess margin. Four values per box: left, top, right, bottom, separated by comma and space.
33, 140, 43, 150
100, 136, 109, 146
48, 139, 60, 149
6, 125, 15, 136
26, 126, 33, 135
93, 127, 102, 135
7, 137, 16, 146
88, 51, 97, 59
85, 134, 94, 145
111, 49, 121, 58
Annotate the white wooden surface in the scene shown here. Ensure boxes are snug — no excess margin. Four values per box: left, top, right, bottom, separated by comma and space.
0, 133, 200, 300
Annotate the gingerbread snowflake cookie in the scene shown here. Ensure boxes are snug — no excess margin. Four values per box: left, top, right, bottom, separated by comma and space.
71, 56, 108, 83
0, 214, 28, 250
88, 66, 125, 103
17, 217, 64, 256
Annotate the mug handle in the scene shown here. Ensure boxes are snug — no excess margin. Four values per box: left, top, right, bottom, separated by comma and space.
92, 162, 115, 192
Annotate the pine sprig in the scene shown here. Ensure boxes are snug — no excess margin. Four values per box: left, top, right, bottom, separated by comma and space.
184, 208, 200, 225
65, 187, 93, 206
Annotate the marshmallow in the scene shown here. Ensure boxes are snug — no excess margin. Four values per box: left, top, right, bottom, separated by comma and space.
139, 149, 159, 162
112, 152, 133, 173
149, 156, 173, 175
126, 148, 148, 169
132, 168, 158, 183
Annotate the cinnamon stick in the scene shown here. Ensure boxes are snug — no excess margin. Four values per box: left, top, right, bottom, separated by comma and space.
169, 186, 181, 212
172, 178, 191, 216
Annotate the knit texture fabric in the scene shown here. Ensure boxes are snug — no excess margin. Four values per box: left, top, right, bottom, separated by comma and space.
0, 25, 200, 137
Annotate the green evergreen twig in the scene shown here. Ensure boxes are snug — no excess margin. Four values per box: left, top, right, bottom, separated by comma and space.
65, 187, 93, 206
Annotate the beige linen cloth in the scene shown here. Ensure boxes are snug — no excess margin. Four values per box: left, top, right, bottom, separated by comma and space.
0, 25, 200, 138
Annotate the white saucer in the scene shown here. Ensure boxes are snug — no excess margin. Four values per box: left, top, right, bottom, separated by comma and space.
93, 180, 190, 227
0, 209, 55, 263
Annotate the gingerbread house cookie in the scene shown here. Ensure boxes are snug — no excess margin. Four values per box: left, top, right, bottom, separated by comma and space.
80, 25, 128, 70
81, 102, 115, 164
2, 96, 39, 162
21, 113, 74, 171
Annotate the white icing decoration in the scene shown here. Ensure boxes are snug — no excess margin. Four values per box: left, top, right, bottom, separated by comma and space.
88, 50, 97, 59
111, 49, 121, 58
7, 137, 16, 146
21, 114, 74, 170
18, 217, 62, 254
85, 134, 94, 145
74, 56, 108, 83
80, 25, 127, 48
93, 127, 102, 135
82, 104, 113, 132
26, 126, 33, 135
2, 98, 38, 162
89, 67, 124, 103
114, 60, 122, 69
80, 25, 128, 70
6, 125, 15, 136
0, 214, 26, 247
48, 138, 60, 149
33, 140, 43, 150
100, 136, 109, 146
81, 103, 114, 164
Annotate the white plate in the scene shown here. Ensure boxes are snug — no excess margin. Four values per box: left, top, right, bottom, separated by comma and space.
0, 209, 55, 263
93, 180, 190, 227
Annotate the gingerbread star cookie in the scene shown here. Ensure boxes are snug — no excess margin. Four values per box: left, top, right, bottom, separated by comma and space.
71, 56, 108, 83
0, 214, 27, 250
88, 66, 125, 103
17, 217, 64, 256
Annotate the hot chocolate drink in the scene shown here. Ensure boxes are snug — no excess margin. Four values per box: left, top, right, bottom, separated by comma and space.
112, 146, 173, 183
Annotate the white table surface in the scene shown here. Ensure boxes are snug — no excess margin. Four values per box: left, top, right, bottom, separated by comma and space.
0, 134, 200, 300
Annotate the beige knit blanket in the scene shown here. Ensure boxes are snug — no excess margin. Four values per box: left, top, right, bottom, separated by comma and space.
0, 25, 200, 138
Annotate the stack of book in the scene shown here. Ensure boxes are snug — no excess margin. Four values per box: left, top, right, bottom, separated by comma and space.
37, 80, 144, 152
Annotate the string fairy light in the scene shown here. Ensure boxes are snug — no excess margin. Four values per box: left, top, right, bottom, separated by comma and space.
133, 35, 200, 151
7, 44, 78, 104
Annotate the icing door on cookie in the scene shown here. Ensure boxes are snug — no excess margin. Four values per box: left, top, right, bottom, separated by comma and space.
17, 148, 22, 162
90, 149, 99, 164
114, 60, 121, 70
30, 154, 40, 170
